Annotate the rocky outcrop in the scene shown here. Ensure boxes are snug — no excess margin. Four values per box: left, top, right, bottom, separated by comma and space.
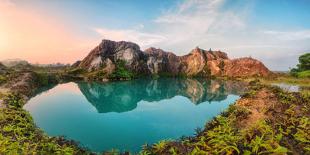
3, 71, 59, 97
79, 40, 149, 74
179, 48, 228, 76
78, 39, 271, 78
3, 72, 40, 97
144, 47, 180, 75
71, 61, 81, 68
224, 58, 270, 77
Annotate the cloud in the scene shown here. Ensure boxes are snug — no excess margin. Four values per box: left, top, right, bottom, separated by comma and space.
94, 0, 247, 53
93, 0, 310, 70
263, 30, 310, 41
93, 28, 166, 48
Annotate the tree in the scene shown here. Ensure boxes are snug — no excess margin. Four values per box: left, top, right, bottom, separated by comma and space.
290, 53, 310, 77
297, 53, 310, 71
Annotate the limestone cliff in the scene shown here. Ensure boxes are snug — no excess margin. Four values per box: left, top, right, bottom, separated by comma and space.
77, 39, 270, 78
78, 40, 149, 75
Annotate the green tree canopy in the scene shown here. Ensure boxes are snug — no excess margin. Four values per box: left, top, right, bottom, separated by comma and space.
297, 53, 310, 71
290, 53, 310, 78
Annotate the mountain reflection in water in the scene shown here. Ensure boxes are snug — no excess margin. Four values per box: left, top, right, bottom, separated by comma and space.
25, 78, 246, 152
77, 78, 247, 113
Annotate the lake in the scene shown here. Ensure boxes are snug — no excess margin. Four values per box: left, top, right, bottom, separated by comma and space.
24, 78, 246, 153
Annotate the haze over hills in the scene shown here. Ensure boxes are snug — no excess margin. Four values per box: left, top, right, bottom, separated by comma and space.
75, 39, 270, 78
0, 59, 30, 67
0, 59, 69, 69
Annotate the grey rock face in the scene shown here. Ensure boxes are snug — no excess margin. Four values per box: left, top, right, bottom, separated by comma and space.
79, 40, 149, 74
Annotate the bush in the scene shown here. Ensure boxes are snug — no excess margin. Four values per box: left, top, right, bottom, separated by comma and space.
290, 53, 310, 78
3, 93, 24, 108
0, 107, 87, 154
297, 70, 310, 78
109, 60, 134, 80
36, 72, 49, 86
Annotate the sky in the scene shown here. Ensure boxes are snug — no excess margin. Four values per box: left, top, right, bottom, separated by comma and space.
0, 0, 309, 71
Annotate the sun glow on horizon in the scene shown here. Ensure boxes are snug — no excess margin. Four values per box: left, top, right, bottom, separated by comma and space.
0, 0, 97, 64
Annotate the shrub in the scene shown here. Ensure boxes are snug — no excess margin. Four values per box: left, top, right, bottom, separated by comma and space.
290, 53, 310, 77
3, 93, 24, 108
297, 70, 310, 78
109, 60, 134, 80
36, 72, 49, 86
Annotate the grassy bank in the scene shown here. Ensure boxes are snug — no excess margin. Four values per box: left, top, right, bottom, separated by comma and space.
0, 93, 92, 155
141, 82, 310, 154
255, 76, 310, 87
0, 70, 94, 154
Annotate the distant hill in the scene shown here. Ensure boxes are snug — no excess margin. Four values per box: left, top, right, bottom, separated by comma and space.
0, 59, 33, 71
0, 62, 7, 74
1, 59, 30, 67
32, 63, 70, 68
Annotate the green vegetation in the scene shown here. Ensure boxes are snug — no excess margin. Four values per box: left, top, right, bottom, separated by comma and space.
109, 60, 135, 80
36, 72, 50, 86
291, 53, 310, 78
243, 75, 310, 87
141, 83, 310, 154
0, 93, 90, 155
0, 75, 7, 85
67, 68, 86, 76
295, 70, 310, 78
85, 70, 106, 81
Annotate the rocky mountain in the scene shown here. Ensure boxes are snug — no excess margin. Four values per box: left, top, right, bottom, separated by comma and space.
77, 39, 270, 78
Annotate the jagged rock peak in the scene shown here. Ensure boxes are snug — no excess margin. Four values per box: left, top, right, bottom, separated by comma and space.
144, 47, 175, 56
99, 39, 141, 51
78, 39, 148, 73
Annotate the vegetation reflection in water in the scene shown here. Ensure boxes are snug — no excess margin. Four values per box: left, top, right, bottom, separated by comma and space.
24, 78, 246, 152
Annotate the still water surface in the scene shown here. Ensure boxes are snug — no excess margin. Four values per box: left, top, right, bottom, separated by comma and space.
24, 78, 245, 152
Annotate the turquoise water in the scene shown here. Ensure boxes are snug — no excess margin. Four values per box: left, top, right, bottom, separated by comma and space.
24, 78, 245, 153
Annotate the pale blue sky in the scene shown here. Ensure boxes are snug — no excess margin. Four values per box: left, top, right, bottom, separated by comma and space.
3, 0, 310, 71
